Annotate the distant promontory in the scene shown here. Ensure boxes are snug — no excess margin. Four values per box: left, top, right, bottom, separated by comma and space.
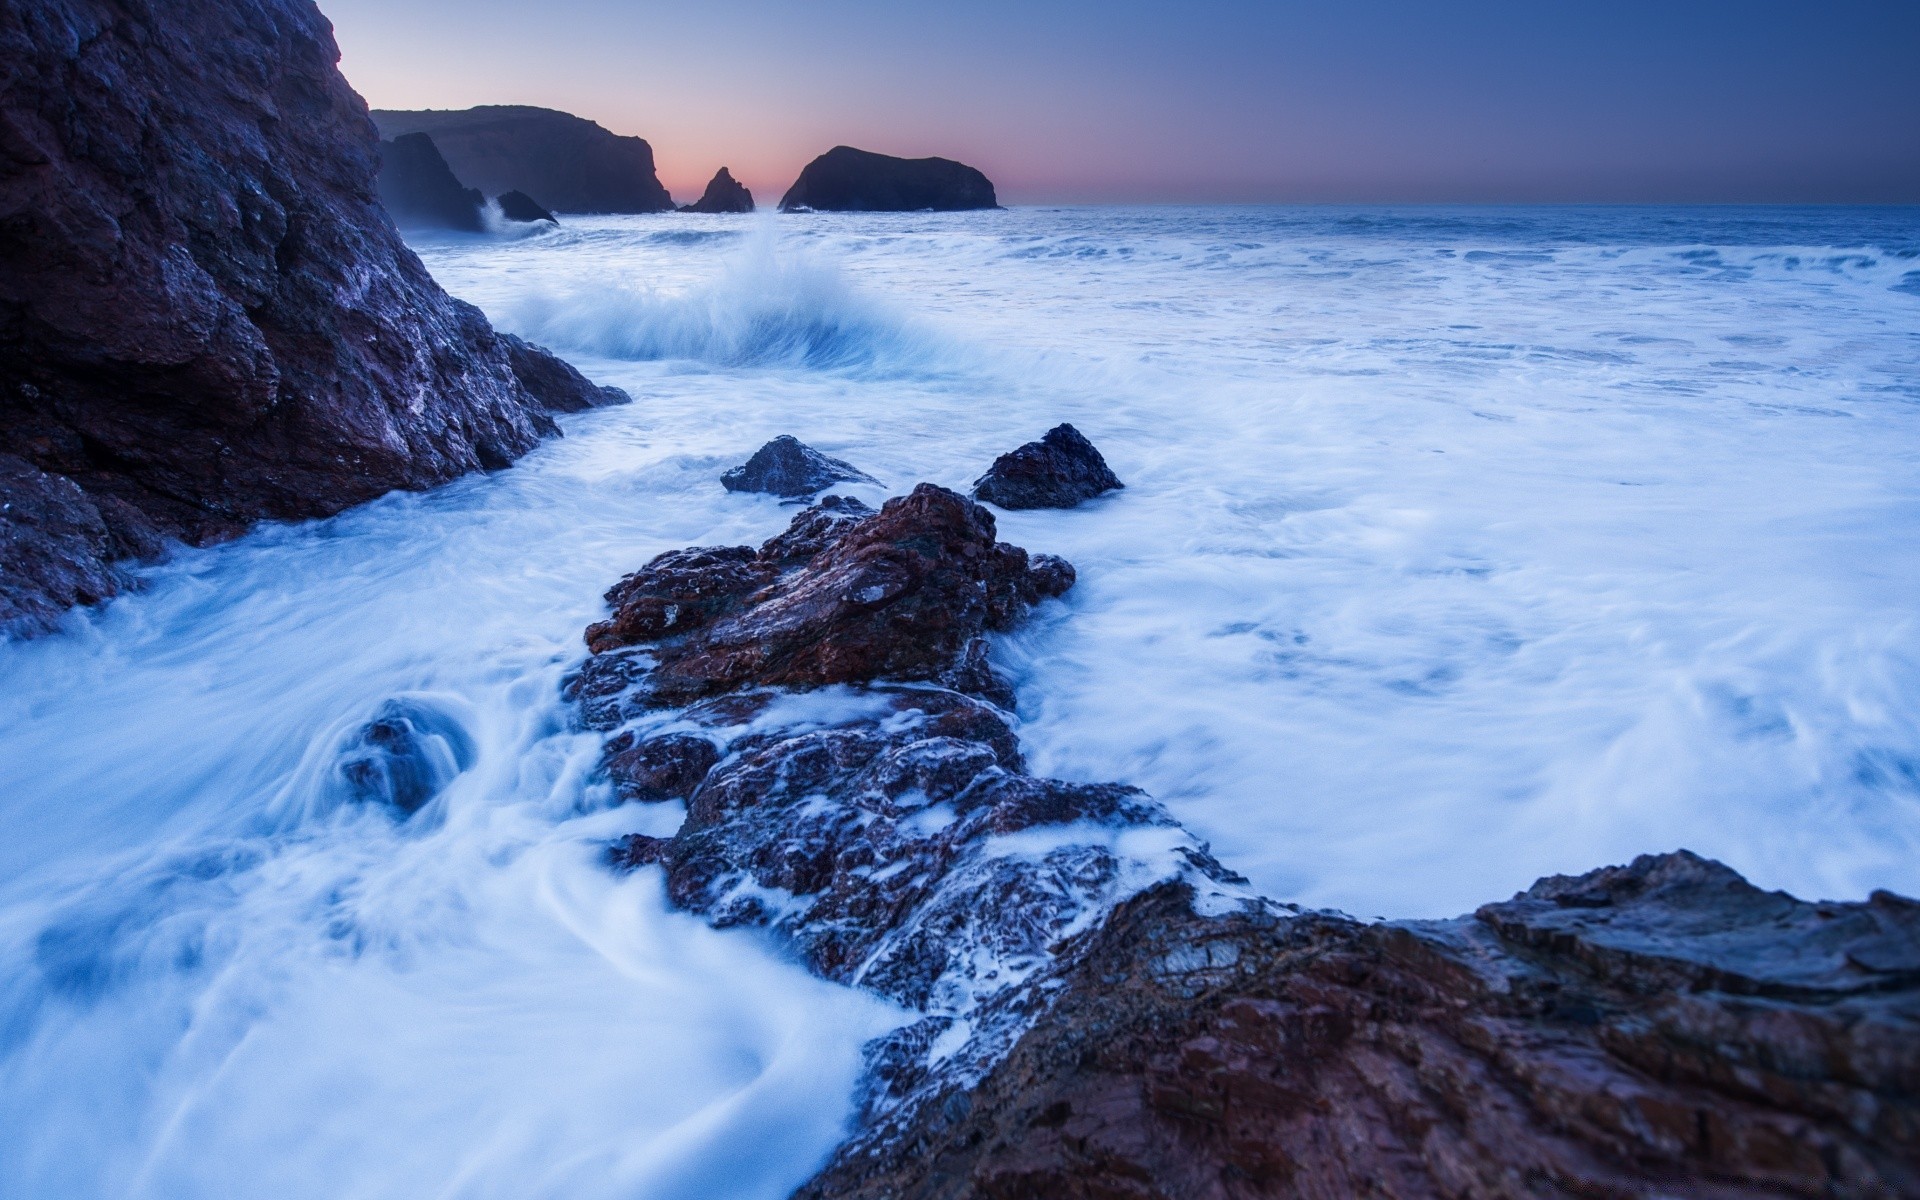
779, 146, 998, 212
371, 106, 674, 214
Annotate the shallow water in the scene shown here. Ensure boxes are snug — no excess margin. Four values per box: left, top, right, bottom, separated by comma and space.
3, 205, 1917, 1195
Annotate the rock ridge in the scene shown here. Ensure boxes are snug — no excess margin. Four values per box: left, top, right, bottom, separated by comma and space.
568, 483, 1920, 1200
372, 105, 674, 213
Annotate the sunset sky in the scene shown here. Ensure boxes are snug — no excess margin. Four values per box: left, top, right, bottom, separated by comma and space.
322, 0, 1920, 206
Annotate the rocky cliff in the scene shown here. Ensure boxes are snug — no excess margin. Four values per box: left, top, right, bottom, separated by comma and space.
372, 106, 674, 214
779, 146, 998, 212
0, 0, 626, 636
376, 132, 484, 231
569, 470, 1919, 1200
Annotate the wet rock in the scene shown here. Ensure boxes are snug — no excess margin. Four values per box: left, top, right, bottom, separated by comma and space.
494, 190, 557, 224
575, 484, 1073, 713
0, 0, 629, 633
376, 132, 484, 231
721, 436, 878, 498
372, 106, 674, 213
0, 454, 127, 637
498, 334, 627, 413
971, 423, 1124, 509
337, 700, 476, 816
779, 146, 998, 212
796, 855, 1920, 1200
602, 732, 720, 803
679, 167, 754, 214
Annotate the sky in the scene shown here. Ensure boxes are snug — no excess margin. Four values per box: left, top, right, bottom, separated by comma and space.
322, 0, 1920, 206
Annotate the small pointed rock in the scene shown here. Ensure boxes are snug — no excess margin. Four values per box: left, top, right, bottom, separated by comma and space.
495, 190, 557, 224
680, 167, 755, 214
971, 423, 1123, 510
722, 435, 877, 498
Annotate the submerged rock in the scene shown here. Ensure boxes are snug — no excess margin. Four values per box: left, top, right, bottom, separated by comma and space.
494, 189, 557, 224
679, 167, 754, 214
720, 435, 878, 497
337, 699, 476, 816
972, 423, 1124, 509
376, 132, 485, 231
371, 105, 675, 214
0, 0, 628, 635
779, 146, 998, 212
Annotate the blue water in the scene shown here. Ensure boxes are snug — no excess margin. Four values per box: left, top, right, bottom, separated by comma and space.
3, 205, 1917, 1196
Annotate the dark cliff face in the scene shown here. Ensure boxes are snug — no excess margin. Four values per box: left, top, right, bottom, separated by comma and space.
779, 146, 998, 212
0, 0, 625, 635
376, 132, 484, 231
371, 106, 675, 214
679, 167, 754, 214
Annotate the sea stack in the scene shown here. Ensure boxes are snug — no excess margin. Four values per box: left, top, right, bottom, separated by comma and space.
372, 106, 675, 213
779, 146, 998, 212
679, 168, 754, 213
495, 190, 558, 224
0, 0, 626, 635
376, 133, 485, 231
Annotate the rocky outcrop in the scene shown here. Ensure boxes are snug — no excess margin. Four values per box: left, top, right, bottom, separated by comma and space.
799, 856, 1920, 1200
570, 485, 1918, 1200
779, 146, 998, 213
494, 189, 556, 224
721, 435, 877, 497
372, 106, 674, 213
376, 132, 484, 231
574, 485, 1073, 712
680, 167, 754, 214
0, 0, 626, 635
972, 423, 1124, 509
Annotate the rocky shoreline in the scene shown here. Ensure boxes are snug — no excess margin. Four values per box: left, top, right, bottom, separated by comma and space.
566, 454, 1919, 1199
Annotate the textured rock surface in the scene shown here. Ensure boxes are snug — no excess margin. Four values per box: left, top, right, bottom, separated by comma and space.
372, 106, 674, 213
797, 856, 1920, 1200
376, 132, 483, 231
494, 189, 556, 224
680, 167, 754, 213
972, 423, 1124, 510
0, 0, 626, 635
574, 485, 1074, 712
780, 146, 998, 212
722, 435, 877, 497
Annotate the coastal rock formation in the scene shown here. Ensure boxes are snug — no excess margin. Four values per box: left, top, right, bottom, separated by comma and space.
371, 106, 674, 213
0, 0, 626, 635
972, 423, 1124, 509
779, 146, 998, 212
799, 856, 1920, 1199
494, 189, 557, 224
571, 486, 1919, 1200
680, 167, 754, 214
574, 485, 1073, 712
376, 132, 484, 231
721, 435, 877, 497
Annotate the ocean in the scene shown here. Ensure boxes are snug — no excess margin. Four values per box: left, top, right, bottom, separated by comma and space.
2, 205, 1916, 1196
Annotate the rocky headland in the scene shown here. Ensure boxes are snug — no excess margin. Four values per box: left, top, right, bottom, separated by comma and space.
372, 105, 675, 214
564, 438, 1920, 1199
0, 0, 627, 636
376, 131, 485, 231
681, 167, 755, 213
780, 146, 999, 212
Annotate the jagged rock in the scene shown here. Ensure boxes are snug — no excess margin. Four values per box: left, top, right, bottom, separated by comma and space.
679, 167, 754, 214
336, 699, 475, 816
494, 189, 556, 224
371, 106, 674, 213
779, 146, 998, 212
601, 731, 720, 804
721, 435, 878, 497
573, 484, 1073, 714
796, 855, 1920, 1200
0, 454, 127, 636
497, 333, 626, 412
972, 423, 1124, 509
376, 132, 483, 231
0, 0, 629, 635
